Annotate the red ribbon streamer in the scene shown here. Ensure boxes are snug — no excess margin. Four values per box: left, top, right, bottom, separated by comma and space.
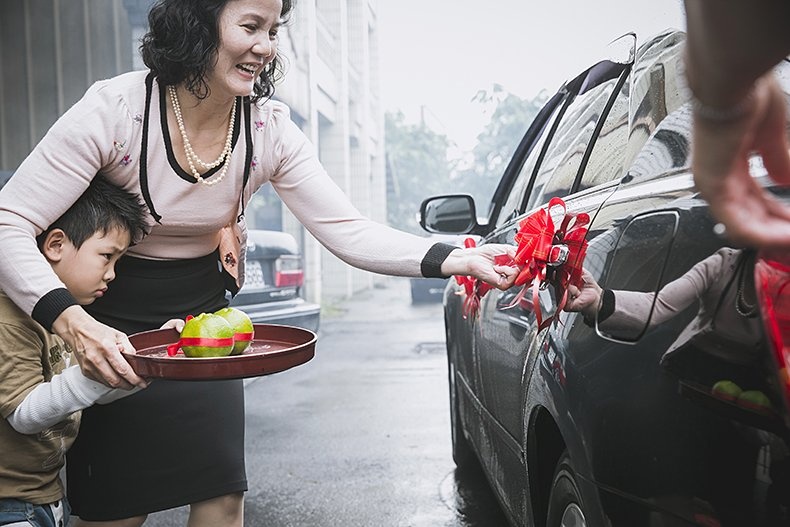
453, 197, 589, 329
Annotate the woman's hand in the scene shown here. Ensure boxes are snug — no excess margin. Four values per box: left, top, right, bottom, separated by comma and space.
563, 268, 603, 319
160, 318, 185, 332
691, 74, 790, 248
441, 243, 520, 290
52, 305, 147, 389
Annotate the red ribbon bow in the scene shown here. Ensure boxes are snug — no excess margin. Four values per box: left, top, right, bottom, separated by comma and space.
454, 197, 589, 329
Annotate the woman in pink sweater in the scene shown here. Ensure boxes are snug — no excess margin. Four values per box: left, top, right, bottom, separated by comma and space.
0, 0, 517, 525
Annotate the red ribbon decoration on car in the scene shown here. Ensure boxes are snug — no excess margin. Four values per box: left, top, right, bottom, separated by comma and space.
454, 197, 589, 329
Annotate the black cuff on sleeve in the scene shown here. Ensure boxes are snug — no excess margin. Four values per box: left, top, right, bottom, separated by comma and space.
420, 242, 458, 278
31, 288, 78, 332
598, 289, 615, 323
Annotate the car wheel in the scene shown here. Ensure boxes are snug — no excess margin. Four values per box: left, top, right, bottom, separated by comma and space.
448, 359, 474, 469
546, 450, 587, 527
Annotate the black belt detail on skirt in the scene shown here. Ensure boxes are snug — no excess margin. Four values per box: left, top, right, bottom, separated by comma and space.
67, 250, 247, 520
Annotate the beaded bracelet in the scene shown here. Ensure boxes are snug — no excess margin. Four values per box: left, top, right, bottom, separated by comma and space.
690, 87, 756, 123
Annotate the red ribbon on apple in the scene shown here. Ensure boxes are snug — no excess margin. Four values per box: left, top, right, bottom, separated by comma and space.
166, 336, 235, 357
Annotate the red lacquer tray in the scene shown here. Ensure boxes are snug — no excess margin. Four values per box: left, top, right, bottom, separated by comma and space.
125, 324, 316, 380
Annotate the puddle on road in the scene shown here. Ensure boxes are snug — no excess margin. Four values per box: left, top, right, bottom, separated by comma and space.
413, 342, 446, 355
439, 466, 510, 526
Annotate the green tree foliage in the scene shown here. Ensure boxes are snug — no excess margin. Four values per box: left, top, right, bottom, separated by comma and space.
453, 85, 548, 211
384, 88, 547, 233
385, 111, 453, 234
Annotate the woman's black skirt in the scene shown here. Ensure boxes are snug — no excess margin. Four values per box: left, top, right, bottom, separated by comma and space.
66, 251, 247, 520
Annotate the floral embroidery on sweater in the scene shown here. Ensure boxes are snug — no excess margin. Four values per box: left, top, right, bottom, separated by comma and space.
119, 154, 132, 166
113, 140, 126, 151
251, 156, 258, 171
254, 120, 264, 132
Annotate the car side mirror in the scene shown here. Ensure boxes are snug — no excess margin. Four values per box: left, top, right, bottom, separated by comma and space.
419, 194, 478, 234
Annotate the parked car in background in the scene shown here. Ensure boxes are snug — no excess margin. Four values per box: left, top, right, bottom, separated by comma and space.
229, 229, 320, 332
409, 234, 465, 304
420, 30, 790, 527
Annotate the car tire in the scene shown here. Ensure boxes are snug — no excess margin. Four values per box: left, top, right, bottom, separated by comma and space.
448, 359, 475, 469
546, 450, 587, 527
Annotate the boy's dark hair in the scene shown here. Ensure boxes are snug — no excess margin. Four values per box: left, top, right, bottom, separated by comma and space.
36, 176, 148, 250
140, 0, 293, 103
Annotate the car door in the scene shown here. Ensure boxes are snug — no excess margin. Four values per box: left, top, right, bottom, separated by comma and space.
471, 41, 635, 511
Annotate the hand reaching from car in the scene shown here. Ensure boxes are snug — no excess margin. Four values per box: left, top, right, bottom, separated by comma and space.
563, 268, 603, 320
691, 74, 790, 248
683, 0, 790, 248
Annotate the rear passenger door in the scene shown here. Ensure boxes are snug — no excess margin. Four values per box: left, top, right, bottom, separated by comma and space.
473, 38, 635, 465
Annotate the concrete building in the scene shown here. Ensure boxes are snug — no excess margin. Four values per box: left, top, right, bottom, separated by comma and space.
0, 0, 386, 305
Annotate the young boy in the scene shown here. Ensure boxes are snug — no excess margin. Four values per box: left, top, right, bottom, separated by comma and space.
0, 176, 149, 527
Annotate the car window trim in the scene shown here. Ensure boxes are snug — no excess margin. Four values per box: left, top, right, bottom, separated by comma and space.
486, 89, 567, 228
517, 60, 630, 215
570, 64, 633, 195
517, 90, 576, 214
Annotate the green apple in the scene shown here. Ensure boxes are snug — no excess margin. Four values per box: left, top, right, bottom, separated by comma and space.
214, 307, 254, 355
736, 390, 772, 413
180, 313, 234, 358
711, 380, 742, 402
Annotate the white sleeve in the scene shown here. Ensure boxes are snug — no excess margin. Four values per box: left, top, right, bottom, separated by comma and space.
7, 365, 139, 434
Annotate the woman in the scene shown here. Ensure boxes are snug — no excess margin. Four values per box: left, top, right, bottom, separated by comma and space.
0, 0, 517, 525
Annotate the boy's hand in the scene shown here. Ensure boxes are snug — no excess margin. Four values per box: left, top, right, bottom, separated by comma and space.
160, 318, 185, 332
52, 305, 146, 389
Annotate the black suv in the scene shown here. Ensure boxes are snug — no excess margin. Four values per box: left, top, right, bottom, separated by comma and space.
420, 30, 790, 526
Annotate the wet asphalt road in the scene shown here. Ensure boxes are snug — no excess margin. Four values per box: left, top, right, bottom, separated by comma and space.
134, 277, 510, 526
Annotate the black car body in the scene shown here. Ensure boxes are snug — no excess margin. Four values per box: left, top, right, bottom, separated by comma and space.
420, 30, 790, 526
228, 229, 320, 332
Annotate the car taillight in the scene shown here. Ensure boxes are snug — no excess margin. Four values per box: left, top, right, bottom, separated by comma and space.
275, 255, 304, 287
755, 251, 790, 411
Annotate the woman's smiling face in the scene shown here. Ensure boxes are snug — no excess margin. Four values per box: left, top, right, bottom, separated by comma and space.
207, 0, 283, 100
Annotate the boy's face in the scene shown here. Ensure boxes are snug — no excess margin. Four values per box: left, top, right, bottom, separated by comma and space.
50, 227, 131, 305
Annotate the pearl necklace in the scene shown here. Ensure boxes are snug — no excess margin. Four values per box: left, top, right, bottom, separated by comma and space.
168, 85, 236, 186
735, 254, 758, 318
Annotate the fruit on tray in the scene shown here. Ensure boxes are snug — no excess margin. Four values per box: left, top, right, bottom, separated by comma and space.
711, 380, 742, 402
214, 307, 254, 355
180, 313, 234, 358
736, 390, 772, 413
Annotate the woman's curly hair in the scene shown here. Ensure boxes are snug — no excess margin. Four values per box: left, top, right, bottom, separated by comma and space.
140, 0, 293, 103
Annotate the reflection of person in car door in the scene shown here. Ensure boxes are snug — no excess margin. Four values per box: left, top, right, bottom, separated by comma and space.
565, 248, 768, 389
567, 248, 782, 524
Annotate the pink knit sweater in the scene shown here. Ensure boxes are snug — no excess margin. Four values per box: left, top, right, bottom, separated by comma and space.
0, 71, 439, 321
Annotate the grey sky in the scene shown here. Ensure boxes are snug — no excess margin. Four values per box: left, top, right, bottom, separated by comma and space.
377, 1, 686, 152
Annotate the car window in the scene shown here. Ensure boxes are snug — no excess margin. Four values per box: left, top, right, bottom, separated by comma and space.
576, 78, 630, 192
524, 75, 621, 211
596, 211, 679, 342
495, 99, 565, 228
